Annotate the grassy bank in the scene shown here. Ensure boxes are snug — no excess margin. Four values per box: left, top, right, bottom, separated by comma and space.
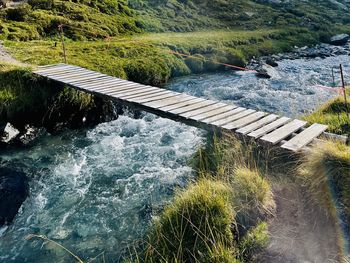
0, 61, 117, 132
304, 90, 350, 135
5, 28, 321, 86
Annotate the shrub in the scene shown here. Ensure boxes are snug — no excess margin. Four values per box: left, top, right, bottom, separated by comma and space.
184, 54, 205, 73
145, 179, 235, 263
231, 167, 275, 234
5, 4, 32, 21
237, 222, 269, 261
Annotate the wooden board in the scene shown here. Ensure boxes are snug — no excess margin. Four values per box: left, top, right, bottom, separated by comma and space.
211, 109, 255, 127
248, 117, 291, 139
79, 79, 126, 89
73, 76, 114, 86
236, 114, 279, 135
105, 86, 159, 97
168, 100, 218, 115
222, 112, 266, 130
119, 89, 168, 99
41, 68, 89, 77
143, 94, 196, 109
63, 74, 106, 83
159, 98, 206, 112
131, 92, 179, 104
200, 107, 245, 124
190, 105, 237, 121
81, 80, 133, 91
91, 82, 143, 92
281, 124, 328, 151
261, 119, 307, 145
34, 65, 78, 74
180, 102, 228, 118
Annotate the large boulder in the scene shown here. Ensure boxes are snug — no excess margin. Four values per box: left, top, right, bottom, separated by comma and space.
330, 34, 350, 46
0, 168, 29, 226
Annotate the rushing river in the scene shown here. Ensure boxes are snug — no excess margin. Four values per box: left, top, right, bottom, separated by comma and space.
1, 51, 350, 262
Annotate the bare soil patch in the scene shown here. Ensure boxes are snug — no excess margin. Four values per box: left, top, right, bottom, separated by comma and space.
257, 179, 343, 263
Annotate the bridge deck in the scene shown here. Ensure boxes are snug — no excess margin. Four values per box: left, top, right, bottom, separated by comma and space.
33, 63, 328, 152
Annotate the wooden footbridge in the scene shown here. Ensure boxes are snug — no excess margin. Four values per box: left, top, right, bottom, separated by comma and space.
33, 63, 329, 152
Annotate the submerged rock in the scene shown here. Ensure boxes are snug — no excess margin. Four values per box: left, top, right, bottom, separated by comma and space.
330, 34, 349, 46
0, 168, 29, 226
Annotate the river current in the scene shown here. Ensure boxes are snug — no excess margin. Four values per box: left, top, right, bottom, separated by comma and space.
0, 52, 349, 262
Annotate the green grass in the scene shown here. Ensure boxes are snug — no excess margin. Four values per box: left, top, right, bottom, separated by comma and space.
4, 28, 324, 87
304, 90, 350, 135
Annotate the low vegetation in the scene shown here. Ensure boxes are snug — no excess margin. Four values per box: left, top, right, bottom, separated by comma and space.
133, 134, 274, 262
304, 90, 350, 135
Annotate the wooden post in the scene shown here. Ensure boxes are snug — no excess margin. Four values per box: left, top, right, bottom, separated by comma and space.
58, 24, 67, 64
340, 64, 349, 118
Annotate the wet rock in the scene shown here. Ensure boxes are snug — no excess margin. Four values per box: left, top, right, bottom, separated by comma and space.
265, 58, 278, 67
0, 168, 29, 226
18, 125, 46, 146
255, 63, 280, 79
0, 123, 20, 144
330, 34, 349, 46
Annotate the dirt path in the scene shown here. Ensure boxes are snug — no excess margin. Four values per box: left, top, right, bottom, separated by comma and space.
0, 42, 23, 64
257, 179, 343, 263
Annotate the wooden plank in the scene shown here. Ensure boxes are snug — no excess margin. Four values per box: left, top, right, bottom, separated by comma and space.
281, 124, 328, 151
180, 102, 228, 118
50, 72, 104, 82
60, 74, 106, 84
236, 114, 279, 135
223, 112, 266, 130
168, 100, 218, 115
34, 65, 78, 74
260, 119, 307, 145
248, 117, 291, 139
126, 90, 173, 100
85, 83, 147, 95
79, 79, 126, 89
121, 89, 168, 100
68, 74, 109, 84
201, 107, 245, 124
91, 82, 144, 92
73, 76, 115, 86
36, 63, 66, 70
131, 92, 179, 104
159, 98, 207, 112
111, 87, 162, 98
42, 68, 89, 77
39, 68, 87, 77
143, 94, 197, 109
211, 109, 256, 127
190, 105, 237, 121
83, 80, 132, 91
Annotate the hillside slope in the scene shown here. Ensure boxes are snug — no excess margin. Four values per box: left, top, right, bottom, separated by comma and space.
0, 0, 350, 41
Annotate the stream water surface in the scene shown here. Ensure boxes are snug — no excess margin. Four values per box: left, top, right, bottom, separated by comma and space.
0, 51, 349, 262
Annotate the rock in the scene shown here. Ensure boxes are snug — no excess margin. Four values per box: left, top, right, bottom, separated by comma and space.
0, 168, 29, 226
265, 58, 278, 67
18, 125, 46, 146
0, 123, 20, 143
255, 63, 280, 79
330, 34, 350, 46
